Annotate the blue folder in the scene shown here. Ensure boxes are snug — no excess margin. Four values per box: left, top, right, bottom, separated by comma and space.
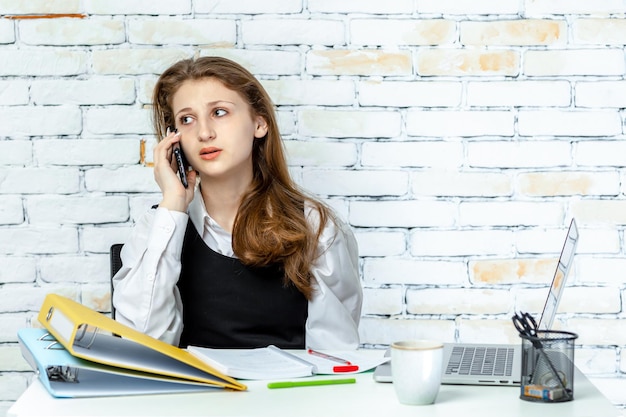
18, 328, 220, 398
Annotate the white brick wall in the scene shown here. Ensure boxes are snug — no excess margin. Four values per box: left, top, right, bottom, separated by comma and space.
2, 1, 626, 414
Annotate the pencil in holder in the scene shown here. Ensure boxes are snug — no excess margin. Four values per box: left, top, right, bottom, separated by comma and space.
519, 330, 578, 402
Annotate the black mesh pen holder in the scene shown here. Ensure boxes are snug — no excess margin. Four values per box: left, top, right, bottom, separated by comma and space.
519, 330, 578, 403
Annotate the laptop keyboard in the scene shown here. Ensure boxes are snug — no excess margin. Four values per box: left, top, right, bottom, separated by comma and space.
445, 346, 515, 377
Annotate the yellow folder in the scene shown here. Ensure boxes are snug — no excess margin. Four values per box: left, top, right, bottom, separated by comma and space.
37, 293, 246, 392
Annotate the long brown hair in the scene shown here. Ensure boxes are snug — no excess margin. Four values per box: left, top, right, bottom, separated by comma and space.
152, 56, 332, 299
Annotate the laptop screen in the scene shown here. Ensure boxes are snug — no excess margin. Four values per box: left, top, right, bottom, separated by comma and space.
538, 219, 578, 330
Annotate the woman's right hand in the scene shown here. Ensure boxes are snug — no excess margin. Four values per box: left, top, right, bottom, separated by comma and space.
153, 129, 197, 212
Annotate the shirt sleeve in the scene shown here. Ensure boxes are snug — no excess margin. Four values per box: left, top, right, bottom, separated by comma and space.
111, 207, 188, 346
305, 209, 363, 350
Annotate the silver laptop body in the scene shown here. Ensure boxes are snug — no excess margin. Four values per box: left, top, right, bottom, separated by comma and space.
374, 219, 579, 386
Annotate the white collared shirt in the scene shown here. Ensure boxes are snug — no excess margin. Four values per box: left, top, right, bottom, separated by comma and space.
112, 191, 363, 349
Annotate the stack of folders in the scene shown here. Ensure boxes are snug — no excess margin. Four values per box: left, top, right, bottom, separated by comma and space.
18, 293, 246, 398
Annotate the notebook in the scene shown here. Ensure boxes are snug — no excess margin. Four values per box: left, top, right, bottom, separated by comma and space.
373, 218, 579, 386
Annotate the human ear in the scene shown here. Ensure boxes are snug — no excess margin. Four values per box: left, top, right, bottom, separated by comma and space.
254, 116, 268, 138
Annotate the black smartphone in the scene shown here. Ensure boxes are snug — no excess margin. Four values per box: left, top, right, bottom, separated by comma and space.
171, 132, 189, 188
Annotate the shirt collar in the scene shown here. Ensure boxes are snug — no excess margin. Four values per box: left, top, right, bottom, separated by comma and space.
188, 187, 227, 236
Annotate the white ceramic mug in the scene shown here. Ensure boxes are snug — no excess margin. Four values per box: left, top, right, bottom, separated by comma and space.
391, 340, 444, 405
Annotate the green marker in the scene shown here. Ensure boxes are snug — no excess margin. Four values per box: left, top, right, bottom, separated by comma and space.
267, 378, 356, 389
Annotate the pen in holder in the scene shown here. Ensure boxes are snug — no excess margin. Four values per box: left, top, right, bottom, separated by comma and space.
513, 312, 578, 403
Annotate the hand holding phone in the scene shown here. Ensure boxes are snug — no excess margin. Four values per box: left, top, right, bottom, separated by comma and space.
157, 128, 194, 212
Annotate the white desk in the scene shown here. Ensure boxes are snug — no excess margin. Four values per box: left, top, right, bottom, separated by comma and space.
8, 368, 621, 417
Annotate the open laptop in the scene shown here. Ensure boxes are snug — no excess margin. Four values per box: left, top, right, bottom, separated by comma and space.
373, 218, 579, 386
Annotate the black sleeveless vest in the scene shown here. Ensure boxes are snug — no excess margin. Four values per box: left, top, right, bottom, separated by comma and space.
177, 220, 308, 349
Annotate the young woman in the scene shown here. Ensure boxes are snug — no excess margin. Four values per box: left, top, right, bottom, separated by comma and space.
112, 57, 362, 350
